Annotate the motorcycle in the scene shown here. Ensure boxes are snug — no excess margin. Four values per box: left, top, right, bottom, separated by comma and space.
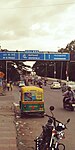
34, 106, 70, 150
63, 96, 75, 111
38, 80, 43, 88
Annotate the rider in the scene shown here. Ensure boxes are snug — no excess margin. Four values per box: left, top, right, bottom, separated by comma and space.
38, 79, 42, 88
63, 86, 74, 104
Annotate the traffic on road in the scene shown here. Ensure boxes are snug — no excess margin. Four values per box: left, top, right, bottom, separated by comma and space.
12, 78, 75, 150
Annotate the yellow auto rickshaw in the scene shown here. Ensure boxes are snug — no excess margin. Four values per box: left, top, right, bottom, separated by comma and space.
19, 86, 45, 117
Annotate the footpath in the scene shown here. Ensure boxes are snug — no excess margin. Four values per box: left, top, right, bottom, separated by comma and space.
0, 87, 18, 150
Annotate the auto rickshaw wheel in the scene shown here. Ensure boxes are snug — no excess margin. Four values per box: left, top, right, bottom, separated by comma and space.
20, 112, 24, 118
40, 112, 44, 117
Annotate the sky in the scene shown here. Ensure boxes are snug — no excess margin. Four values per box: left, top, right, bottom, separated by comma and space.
0, 0, 75, 53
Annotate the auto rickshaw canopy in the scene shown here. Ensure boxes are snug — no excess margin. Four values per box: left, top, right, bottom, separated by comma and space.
21, 86, 44, 101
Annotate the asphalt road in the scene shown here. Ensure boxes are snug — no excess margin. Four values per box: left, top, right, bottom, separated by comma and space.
44, 84, 75, 150
14, 83, 75, 150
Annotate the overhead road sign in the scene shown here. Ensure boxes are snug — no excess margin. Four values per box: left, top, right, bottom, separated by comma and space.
45, 53, 70, 61
0, 52, 18, 60
20, 52, 44, 60
0, 51, 70, 61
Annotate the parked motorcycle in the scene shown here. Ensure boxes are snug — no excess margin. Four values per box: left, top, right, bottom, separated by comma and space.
34, 106, 70, 150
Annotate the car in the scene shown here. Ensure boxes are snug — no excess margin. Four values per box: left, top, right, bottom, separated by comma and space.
50, 81, 61, 89
19, 81, 25, 87
66, 81, 75, 92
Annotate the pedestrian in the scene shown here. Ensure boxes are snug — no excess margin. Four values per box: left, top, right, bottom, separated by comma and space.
7, 82, 10, 91
38, 80, 42, 88
44, 78, 47, 86
3, 80, 6, 92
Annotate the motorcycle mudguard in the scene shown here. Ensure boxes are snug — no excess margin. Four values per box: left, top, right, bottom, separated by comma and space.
63, 102, 74, 111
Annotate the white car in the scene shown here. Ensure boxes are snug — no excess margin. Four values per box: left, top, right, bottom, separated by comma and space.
66, 81, 75, 92
50, 81, 61, 89
19, 81, 25, 87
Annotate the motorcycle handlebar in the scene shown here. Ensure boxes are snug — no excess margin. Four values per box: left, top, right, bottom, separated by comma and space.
44, 114, 61, 123
44, 114, 70, 129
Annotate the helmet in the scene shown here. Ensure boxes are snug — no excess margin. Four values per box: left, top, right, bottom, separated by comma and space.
68, 86, 71, 91
63, 83, 66, 85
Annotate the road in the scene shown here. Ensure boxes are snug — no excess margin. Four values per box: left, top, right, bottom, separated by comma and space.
44, 84, 75, 150
14, 83, 75, 150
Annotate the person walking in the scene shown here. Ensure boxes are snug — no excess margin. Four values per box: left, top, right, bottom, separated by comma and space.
10, 83, 13, 91
38, 80, 42, 88
44, 78, 47, 86
7, 82, 10, 91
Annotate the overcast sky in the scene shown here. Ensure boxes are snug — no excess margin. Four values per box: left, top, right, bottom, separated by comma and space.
0, 0, 75, 52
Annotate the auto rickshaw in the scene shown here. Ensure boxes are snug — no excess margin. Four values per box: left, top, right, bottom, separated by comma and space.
19, 86, 45, 117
